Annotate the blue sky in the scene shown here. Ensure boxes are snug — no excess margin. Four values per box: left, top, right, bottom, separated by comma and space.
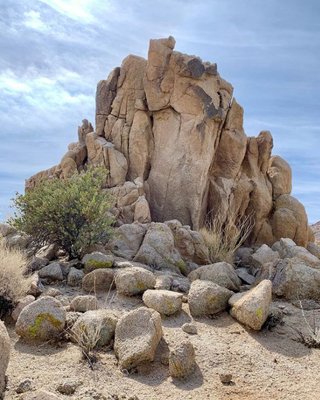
0, 0, 319, 223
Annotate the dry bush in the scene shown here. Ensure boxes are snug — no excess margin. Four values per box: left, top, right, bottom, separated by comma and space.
72, 320, 103, 367
0, 240, 32, 316
297, 300, 320, 348
200, 210, 254, 264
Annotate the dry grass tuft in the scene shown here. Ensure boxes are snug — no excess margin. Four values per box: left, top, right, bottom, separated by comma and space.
0, 240, 32, 314
200, 211, 254, 264
296, 300, 320, 349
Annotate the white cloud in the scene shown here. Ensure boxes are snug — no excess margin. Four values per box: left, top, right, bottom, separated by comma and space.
23, 10, 48, 31
38, 0, 114, 23
0, 68, 92, 109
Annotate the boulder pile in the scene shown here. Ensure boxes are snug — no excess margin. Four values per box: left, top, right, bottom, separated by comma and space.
25, 37, 313, 247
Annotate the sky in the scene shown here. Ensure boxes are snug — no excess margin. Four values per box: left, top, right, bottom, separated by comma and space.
0, 0, 319, 223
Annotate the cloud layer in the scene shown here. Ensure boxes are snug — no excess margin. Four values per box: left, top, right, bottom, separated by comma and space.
0, 0, 319, 222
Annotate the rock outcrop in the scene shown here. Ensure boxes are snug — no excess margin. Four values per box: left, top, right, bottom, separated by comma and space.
26, 37, 312, 247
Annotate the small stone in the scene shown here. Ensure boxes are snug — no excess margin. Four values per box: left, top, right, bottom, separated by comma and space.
16, 379, 33, 394
57, 379, 80, 395
169, 340, 195, 379
181, 323, 197, 335
220, 373, 233, 384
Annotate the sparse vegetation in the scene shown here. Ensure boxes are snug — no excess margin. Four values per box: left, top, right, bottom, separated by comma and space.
200, 210, 254, 264
297, 300, 320, 348
0, 241, 32, 317
9, 167, 115, 259
72, 320, 103, 368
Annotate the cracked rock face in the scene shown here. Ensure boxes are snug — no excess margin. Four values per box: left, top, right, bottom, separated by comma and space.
26, 36, 311, 246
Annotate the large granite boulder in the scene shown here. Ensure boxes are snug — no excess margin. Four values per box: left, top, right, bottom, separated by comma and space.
114, 307, 162, 370
25, 37, 312, 247
15, 296, 66, 341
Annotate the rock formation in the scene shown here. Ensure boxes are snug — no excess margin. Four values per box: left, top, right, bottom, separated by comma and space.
26, 36, 312, 246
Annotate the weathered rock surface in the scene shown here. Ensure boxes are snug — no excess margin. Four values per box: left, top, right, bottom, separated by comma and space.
82, 268, 114, 292
114, 307, 162, 369
82, 252, 114, 273
70, 295, 97, 312
142, 289, 183, 315
67, 267, 84, 287
133, 222, 185, 271
230, 280, 272, 330
188, 262, 241, 291
272, 258, 320, 300
115, 266, 155, 296
108, 223, 147, 260
169, 340, 195, 379
25, 37, 312, 248
0, 321, 10, 399
15, 296, 66, 341
38, 262, 63, 281
307, 242, 320, 259
12, 295, 35, 322
188, 280, 233, 317
71, 310, 118, 348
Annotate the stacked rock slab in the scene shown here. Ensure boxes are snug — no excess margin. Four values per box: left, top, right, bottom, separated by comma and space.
26, 36, 312, 246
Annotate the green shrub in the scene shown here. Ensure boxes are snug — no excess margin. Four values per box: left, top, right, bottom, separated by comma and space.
10, 167, 114, 258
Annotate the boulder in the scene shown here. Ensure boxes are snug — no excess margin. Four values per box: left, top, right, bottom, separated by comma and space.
115, 266, 155, 296
235, 268, 255, 285
27, 273, 44, 297
283, 245, 320, 269
230, 280, 272, 330
15, 296, 66, 341
70, 295, 97, 312
134, 222, 185, 272
82, 252, 114, 273
82, 268, 114, 293
142, 289, 183, 315
169, 340, 195, 379
36, 243, 59, 261
26, 256, 49, 274
38, 262, 63, 281
12, 295, 35, 322
4, 232, 31, 250
272, 258, 320, 300
114, 307, 162, 369
108, 223, 147, 260
188, 262, 241, 291
188, 280, 233, 317
0, 322, 10, 399
181, 323, 197, 335
67, 267, 84, 287
0, 222, 16, 237
251, 244, 279, 269
307, 242, 320, 260
154, 274, 173, 290
71, 310, 118, 348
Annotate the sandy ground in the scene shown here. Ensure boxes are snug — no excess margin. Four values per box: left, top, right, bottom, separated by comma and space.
4, 284, 320, 400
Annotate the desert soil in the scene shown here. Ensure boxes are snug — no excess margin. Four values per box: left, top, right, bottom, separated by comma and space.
4, 284, 320, 400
